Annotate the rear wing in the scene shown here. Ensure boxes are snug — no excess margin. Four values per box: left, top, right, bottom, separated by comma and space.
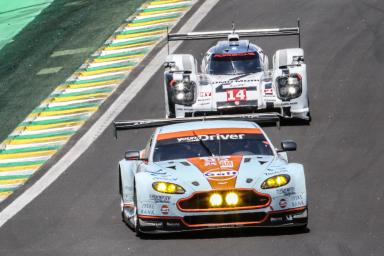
168, 19, 301, 47
114, 113, 281, 138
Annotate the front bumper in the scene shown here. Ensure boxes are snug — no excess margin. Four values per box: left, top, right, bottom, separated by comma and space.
137, 207, 308, 233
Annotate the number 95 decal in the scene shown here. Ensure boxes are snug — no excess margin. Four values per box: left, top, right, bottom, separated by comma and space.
226, 89, 247, 102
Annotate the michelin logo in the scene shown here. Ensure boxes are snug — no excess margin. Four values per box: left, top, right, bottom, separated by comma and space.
177, 134, 245, 143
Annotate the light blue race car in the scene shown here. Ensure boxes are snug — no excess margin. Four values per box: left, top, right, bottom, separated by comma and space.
115, 114, 308, 235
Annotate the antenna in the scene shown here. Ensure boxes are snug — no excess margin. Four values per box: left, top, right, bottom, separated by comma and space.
232, 21, 236, 34
166, 26, 170, 55
297, 18, 301, 48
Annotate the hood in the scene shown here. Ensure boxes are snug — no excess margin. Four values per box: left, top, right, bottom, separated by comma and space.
153, 155, 276, 191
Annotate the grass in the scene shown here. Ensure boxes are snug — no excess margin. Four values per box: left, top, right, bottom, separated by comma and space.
0, 0, 146, 142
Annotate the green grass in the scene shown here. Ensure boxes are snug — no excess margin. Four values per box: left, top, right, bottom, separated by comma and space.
0, 0, 146, 142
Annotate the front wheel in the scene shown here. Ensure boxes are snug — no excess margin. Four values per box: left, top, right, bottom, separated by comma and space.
133, 188, 145, 237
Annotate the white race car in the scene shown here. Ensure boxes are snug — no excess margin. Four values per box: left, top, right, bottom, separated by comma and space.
115, 114, 308, 235
164, 23, 310, 120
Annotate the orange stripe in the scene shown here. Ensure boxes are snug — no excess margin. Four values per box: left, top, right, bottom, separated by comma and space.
188, 155, 242, 189
157, 128, 262, 141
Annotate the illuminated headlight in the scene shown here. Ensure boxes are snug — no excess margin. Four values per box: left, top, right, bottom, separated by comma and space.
152, 182, 185, 194
225, 192, 239, 206
277, 74, 302, 100
171, 79, 196, 105
209, 193, 223, 207
175, 82, 185, 91
261, 175, 290, 189
288, 86, 297, 95
175, 92, 185, 100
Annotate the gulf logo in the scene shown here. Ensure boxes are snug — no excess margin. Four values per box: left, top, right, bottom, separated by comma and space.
204, 169, 238, 181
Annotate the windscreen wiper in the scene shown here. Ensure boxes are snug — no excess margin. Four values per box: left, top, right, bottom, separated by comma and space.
192, 131, 215, 157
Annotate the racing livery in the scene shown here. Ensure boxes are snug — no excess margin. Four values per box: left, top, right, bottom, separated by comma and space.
116, 116, 308, 235
164, 24, 310, 120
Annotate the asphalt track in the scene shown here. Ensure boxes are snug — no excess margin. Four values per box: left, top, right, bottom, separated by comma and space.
1, 0, 384, 255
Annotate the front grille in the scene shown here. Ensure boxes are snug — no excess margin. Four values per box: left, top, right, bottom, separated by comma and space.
177, 189, 270, 212
183, 212, 267, 226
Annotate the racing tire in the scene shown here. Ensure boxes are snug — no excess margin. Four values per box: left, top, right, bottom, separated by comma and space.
120, 196, 126, 223
133, 187, 145, 237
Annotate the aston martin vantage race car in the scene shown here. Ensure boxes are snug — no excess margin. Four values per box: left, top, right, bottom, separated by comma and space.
115, 114, 308, 235
164, 23, 310, 120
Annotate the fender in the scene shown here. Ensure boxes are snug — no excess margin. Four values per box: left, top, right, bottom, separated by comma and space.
119, 159, 138, 204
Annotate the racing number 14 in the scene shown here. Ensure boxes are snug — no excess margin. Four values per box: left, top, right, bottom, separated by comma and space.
226, 89, 247, 102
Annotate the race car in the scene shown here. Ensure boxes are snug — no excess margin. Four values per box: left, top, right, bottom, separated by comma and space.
164, 23, 310, 120
115, 114, 308, 235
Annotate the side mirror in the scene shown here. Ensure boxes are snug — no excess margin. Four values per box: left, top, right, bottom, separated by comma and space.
279, 140, 297, 152
125, 150, 140, 161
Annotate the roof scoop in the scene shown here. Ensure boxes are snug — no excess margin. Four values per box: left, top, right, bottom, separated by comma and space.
228, 33, 240, 46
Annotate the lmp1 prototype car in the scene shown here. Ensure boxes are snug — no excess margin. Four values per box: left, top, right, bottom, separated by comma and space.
115, 114, 308, 235
164, 23, 310, 120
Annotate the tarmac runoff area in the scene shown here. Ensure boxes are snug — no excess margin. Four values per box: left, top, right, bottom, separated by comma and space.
0, 0, 196, 203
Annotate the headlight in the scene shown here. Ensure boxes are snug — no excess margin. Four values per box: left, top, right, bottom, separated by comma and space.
175, 92, 185, 100
276, 74, 302, 100
209, 193, 223, 207
171, 79, 196, 106
225, 192, 239, 206
152, 182, 185, 194
261, 175, 290, 189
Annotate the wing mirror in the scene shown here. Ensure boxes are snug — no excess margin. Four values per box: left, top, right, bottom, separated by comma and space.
125, 151, 141, 161
278, 140, 297, 152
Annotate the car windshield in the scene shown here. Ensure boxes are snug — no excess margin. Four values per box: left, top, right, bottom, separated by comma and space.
153, 129, 273, 162
208, 52, 262, 75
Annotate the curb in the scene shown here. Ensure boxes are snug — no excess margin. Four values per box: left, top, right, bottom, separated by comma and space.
0, 0, 196, 203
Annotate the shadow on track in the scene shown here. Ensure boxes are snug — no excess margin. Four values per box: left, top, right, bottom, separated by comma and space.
139, 226, 310, 240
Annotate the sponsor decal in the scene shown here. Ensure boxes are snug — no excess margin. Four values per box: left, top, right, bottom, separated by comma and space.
145, 169, 168, 176
142, 203, 154, 210
204, 158, 217, 166
226, 89, 247, 102
291, 194, 305, 208
149, 194, 171, 203
264, 168, 287, 176
264, 83, 273, 95
188, 155, 243, 189
281, 101, 298, 106
139, 209, 155, 215
199, 91, 212, 97
203, 157, 234, 168
204, 169, 238, 181
279, 198, 287, 208
161, 205, 169, 215
292, 200, 305, 208
276, 187, 296, 196
213, 52, 256, 58
166, 222, 181, 227
291, 195, 303, 200
222, 83, 255, 89
177, 134, 245, 143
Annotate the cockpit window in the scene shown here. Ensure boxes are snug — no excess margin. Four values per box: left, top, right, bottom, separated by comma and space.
153, 128, 273, 162
208, 52, 262, 75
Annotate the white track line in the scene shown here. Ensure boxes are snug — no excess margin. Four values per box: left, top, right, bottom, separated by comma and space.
0, 0, 220, 228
